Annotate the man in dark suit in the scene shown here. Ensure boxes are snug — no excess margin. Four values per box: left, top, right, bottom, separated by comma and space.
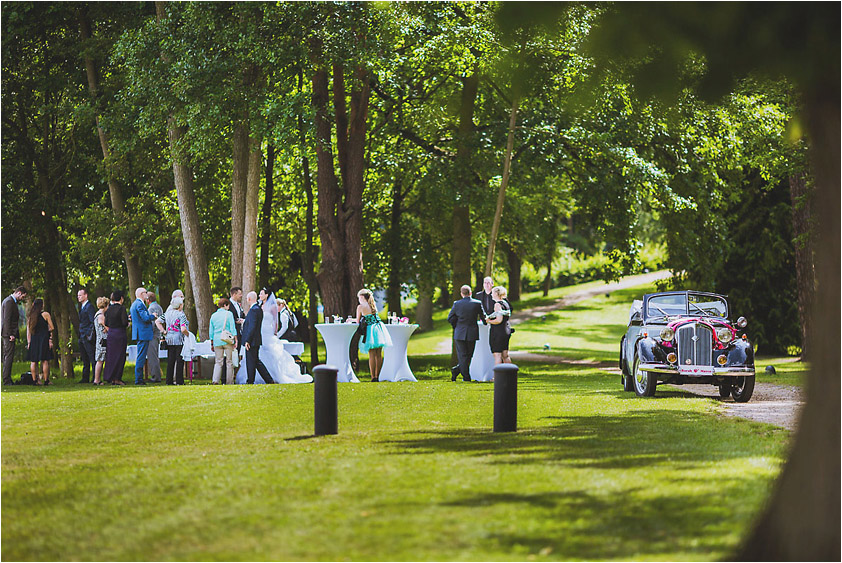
2, 286, 28, 385
77, 288, 96, 383
447, 284, 486, 382
475, 276, 495, 316
241, 291, 276, 384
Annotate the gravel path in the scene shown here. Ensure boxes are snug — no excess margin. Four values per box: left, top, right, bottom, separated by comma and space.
665, 382, 804, 430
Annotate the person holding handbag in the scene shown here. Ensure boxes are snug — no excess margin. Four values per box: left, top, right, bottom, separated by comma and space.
208, 297, 237, 385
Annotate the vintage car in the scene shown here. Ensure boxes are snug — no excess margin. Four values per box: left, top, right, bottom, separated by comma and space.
619, 291, 755, 402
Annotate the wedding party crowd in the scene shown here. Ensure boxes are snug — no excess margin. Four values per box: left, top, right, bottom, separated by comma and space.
1, 276, 514, 387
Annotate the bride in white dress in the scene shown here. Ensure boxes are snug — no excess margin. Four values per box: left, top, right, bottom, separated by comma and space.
237, 292, 313, 384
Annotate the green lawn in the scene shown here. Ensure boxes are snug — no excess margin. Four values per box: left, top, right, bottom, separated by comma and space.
2, 277, 796, 561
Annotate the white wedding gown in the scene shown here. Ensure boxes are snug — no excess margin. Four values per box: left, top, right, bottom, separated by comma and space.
237, 295, 313, 384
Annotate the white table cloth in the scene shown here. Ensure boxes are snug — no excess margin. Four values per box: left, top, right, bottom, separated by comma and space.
379, 324, 418, 382
469, 322, 495, 382
278, 339, 304, 357
314, 323, 360, 383
127, 344, 167, 362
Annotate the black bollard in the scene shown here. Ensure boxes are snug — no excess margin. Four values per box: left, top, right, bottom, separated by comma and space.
314, 365, 338, 436
493, 363, 519, 432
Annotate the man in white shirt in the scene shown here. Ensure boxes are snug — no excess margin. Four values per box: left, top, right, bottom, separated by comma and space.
277, 299, 299, 341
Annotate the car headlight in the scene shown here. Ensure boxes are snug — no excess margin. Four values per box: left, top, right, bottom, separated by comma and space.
736, 316, 747, 328
660, 327, 675, 342
717, 328, 733, 344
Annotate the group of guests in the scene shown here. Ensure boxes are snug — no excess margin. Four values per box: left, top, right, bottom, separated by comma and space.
78, 287, 193, 386
1, 277, 511, 387
447, 276, 514, 382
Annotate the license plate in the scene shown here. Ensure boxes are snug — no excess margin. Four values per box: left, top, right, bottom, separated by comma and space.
680, 365, 714, 376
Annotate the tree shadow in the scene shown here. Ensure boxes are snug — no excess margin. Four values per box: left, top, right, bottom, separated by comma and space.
434, 479, 762, 559
380, 409, 780, 470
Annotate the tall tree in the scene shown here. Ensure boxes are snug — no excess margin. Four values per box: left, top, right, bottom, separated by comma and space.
77, 4, 142, 292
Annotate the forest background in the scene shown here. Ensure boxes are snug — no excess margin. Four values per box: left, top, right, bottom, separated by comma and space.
0, 2, 818, 377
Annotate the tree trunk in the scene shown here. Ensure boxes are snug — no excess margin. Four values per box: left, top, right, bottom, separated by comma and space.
543, 221, 558, 297
166, 120, 213, 340
182, 252, 197, 337
502, 240, 522, 302
737, 93, 840, 561
298, 69, 320, 366
259, 144, 275, 289
342, 65, 369, 298
311, 41, 348, 319
416, 281, 434, 332
242, 134, 262, 295
231, 121, 248, 290
387, 177, 404, 317
451, 72, 479, 302
78, 7, 142, 291
484, 97, 519, 277
787, 172, 814, 360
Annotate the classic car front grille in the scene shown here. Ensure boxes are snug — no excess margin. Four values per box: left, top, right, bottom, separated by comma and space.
677, 323, 713, 366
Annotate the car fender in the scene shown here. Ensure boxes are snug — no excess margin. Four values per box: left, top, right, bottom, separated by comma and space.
727, 339, 754, 366
636, 336, 659, 364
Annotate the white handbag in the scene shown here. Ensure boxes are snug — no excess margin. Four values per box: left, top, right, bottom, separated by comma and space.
220, 329, 235, 345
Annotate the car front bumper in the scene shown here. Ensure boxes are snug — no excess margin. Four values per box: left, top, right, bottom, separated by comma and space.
640, 364, 756, 377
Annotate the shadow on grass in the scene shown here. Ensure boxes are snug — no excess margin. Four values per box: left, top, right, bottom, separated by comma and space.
439, 479, 760, 559
381, 409, 777, 469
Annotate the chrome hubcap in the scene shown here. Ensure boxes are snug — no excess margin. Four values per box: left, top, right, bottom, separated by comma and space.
634, 360, 646, 391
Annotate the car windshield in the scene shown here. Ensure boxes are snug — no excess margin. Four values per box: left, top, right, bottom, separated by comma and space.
646, 293, 727, 319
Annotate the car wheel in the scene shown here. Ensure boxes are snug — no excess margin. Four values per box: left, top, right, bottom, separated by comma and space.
632, 353, 657, 397
731, 375, 755, 403
718, 381, 732, 399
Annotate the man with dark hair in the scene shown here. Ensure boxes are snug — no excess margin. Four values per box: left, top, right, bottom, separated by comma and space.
77, 288, 95, 383
447, 284, 486, 382
2, 286, 28, 385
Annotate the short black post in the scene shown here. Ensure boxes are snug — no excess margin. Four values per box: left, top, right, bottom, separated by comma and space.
314, 365, 338, 436
493, 363, 519, 432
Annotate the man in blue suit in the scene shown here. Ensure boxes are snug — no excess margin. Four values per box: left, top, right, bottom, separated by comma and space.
447, 285, 486, 382
130, 287, 157, 386
240, 291, 276, 384
77, 288, 96, 384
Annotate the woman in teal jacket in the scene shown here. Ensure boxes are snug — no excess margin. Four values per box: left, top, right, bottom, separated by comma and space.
209, 297, 237, 384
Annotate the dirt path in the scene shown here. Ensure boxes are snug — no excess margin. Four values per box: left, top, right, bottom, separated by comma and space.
509, 270, 672, 325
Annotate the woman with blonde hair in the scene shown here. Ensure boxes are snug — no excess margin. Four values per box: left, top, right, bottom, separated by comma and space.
355, 289, 392, 382
93, 296, 110, 385
487, 286, 512, 365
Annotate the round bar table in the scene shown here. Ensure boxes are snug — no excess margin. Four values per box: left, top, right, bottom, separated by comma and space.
469, 321, 495, 382
379, 324, 418, 382
314, 323, 360, 383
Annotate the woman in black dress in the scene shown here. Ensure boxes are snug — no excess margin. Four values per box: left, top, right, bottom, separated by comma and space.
26, 298, 54, 385
487, 286, 512, 365
103, 291, 129, 385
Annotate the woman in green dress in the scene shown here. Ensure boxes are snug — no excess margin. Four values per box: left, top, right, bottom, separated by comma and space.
355, 288, 392, 382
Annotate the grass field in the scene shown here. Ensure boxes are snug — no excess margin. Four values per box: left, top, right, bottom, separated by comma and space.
1, 278, 798, 561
